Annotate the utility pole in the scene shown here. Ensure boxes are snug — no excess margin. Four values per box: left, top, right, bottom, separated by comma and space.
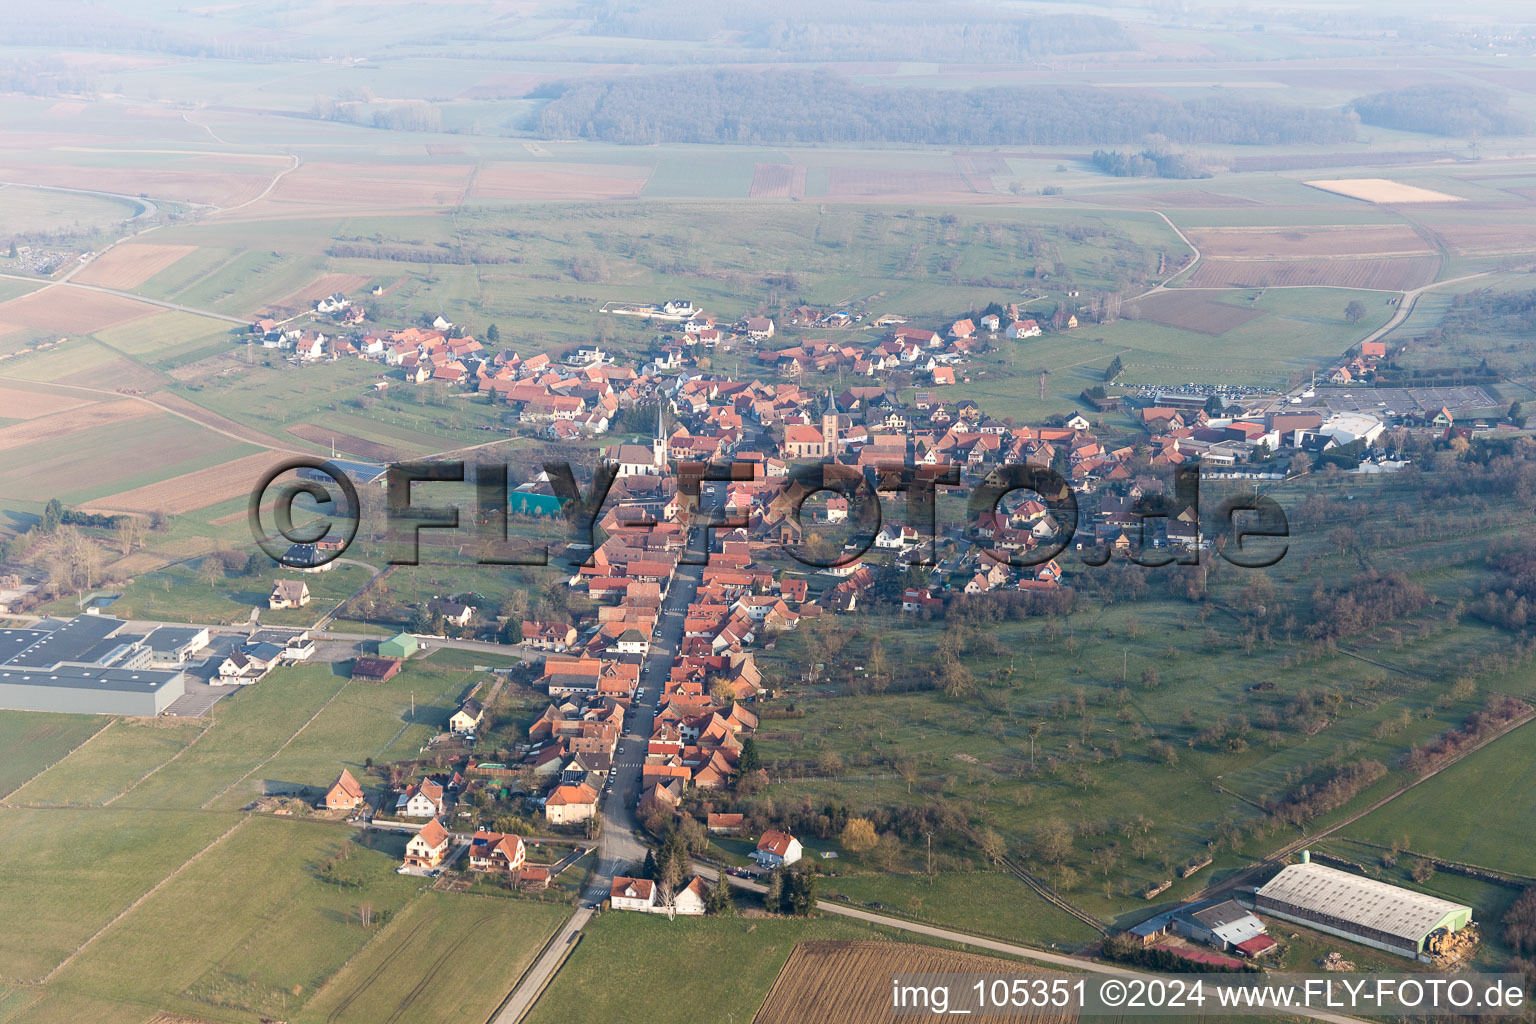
924, 831, 933, 877
410, 691, 415, 721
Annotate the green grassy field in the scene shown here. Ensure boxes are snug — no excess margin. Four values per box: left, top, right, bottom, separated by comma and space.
822, 871, 1102, 951
0, 186, 140, 235
111, 662, 355, 811
0, 807, 239, 983
88, 309, 235, 357
101, 560, 376, 628
47, 816, 422, 1021
1339, 717, 1536, 879
7, 717, 207, 807
296, 890, 569, 1024
0, 713, 106, 799
207, 655, 490, 810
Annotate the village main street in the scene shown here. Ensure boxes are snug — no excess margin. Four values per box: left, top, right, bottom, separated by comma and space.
495, 560, 703, 1023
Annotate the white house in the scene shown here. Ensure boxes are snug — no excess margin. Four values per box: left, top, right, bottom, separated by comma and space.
610, 876, 656, 911
751, 829, 803, 869
315, 293, 350, 313
396, 779, 445, 818
672, 876, 708, 915
403, 817, 450, 869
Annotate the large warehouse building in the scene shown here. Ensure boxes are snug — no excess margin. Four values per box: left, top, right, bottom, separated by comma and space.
0, 615, 185, 716
1254, 856, 1473, 961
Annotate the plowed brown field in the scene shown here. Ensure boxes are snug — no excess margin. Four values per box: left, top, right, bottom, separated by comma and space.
1185, 256, 1440, 290
754, 941, 1075, 1024
73, 244, 199, 289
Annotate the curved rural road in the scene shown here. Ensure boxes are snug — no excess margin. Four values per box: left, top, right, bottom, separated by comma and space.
1355, 264, 1535, 348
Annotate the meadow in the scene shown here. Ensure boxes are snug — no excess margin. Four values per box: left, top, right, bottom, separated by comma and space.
295, 891, 569, 1024
1338, 715, 1536, 879
0, 185, 141, 235
46, 816, 423, 1021
0, 807, 240, 983
0, 713, 108, 799
7, 716, 207, 807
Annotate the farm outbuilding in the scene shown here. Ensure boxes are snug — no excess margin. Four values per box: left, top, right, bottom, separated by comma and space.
1254, 857, 1472, 960
378, 633, 417, 660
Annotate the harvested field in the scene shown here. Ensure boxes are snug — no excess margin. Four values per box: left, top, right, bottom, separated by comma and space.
287, 423, 398, 462
263, 273, 373, 315
56, 356, 166, 393
955, 153, 1010, 174
108, 550, 174, 575
1133, 292, 1265, 335
0, 399, 153, 452
1184, 256, 1440, 290
146, 391, 300, 451
0, 162, 272, 208
264, 161, 472, 210
825, 169, 973, 198
754, 941, 1072, 1024
1065, 190, 1262, 208
1305, 178, 1464, 204
0, 384, 96, 419
1419, 222, 1536, 255
1230, 149, 1460, 172
1184, 224, 1432, 259
0, 287, 160, 338
472, 162, 652, 200
73, 244, 198, 289
750, 163, 808, 199
83, 450, 292, 515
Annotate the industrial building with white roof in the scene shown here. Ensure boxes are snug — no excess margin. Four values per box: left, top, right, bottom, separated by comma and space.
1254, 856, 1473, 960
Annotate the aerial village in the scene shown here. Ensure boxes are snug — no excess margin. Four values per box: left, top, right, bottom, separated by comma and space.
205, 284, 1500, 945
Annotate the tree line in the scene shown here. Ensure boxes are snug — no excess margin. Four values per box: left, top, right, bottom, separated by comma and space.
1090, 149, 1210, 179
584, 1, 1134, 61
1349, 84, 1531, 137
534, 70, 1358, 147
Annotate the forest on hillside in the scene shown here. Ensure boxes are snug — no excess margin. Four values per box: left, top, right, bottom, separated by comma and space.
587, 1, 1136, 60
534, 69, 1358, 147
1349, 84, 1531, 136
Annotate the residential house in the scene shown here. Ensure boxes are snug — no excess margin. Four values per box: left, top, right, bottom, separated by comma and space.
403, 817, 450, 869
751, 829, 803, 869
467, 830, 526, 874
707, 812, 745, 834
610, 876, 656, 911
544, 782, 599, 825
397, 778, 445, 818
322, 768, 366, 811
449, 699, 484, 735
268, 580, 310, 610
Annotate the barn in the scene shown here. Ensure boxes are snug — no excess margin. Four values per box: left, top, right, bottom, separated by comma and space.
1254, 855, 1472, 960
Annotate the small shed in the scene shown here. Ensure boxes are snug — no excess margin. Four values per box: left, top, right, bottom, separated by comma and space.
379, 632, 417, 660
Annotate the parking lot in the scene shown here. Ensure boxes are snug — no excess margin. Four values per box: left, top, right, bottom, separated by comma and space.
1308, 385, 1497, 417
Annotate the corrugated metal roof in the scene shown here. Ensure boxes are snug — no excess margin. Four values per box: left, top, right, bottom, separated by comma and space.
1257, 863, 1469, 942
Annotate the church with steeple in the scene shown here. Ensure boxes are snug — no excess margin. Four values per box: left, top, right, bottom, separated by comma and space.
609, 402, 670, 477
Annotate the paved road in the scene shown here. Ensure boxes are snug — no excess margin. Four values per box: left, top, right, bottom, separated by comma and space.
579, 558, 704, 903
